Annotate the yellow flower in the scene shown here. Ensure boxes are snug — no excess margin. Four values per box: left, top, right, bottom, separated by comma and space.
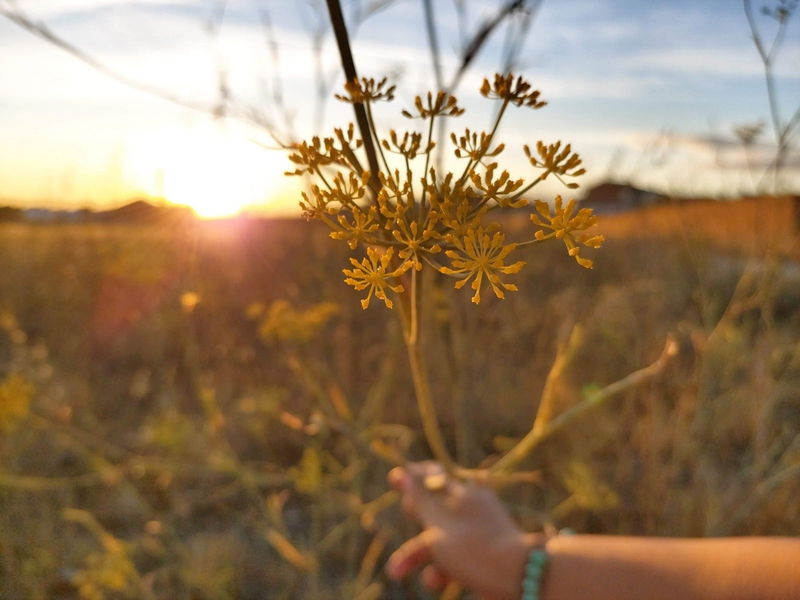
402, 91, 464, 119
480, 73, 547, 108
530, 196, 604, 268
451, 128, 505, 160
299, 185, 336, 219
330, 205, 380, 249
335, 76, 396, 104
426, 173, 484, 237
524, 141, 585, 188
343, 247, 408, 309
286, 125, 364, 176
291, 72, 602, 310
376, 170, 413, 226
381, 130, 434, 159
468, 163, 526, 208
440, 227, 525, 304
391, 219, 441, 271
285, 136, 337, 176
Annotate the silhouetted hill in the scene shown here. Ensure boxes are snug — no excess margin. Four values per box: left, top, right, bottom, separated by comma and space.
93, 199, 194, 223
0, 199, 196, 224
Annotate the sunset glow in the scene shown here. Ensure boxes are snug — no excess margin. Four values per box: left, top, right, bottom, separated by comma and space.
124, 124, 289, 218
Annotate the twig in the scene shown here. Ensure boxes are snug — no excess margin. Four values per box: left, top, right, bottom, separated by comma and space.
491, 335, 680, 474
0, 2, 287, 146
531, 325, 583, 438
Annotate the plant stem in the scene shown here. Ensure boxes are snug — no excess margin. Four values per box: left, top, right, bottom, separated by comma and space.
396, 269, 456, 472
491, 335, 678, 474
324, 0, 381, 192
420, 114, 437, 212
458, 98, 509, 184
365, 100, 391, 173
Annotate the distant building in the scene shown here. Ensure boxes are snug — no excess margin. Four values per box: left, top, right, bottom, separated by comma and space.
582, 182, 666, 214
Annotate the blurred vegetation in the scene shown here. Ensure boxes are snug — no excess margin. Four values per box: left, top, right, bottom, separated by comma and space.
1, 198, 799, 598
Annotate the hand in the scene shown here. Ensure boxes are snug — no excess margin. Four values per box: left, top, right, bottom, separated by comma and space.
386, 462, 541, 600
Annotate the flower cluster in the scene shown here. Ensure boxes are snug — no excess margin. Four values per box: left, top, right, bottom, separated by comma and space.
287, 75, 603, 309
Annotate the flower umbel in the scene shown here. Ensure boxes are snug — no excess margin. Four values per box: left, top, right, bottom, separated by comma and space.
451, 128, 505, 161
530, 196, 605, 269
440, 227, 526, 304
524, 141, 586, 189
295, 73, 602, 309
402, 91, 465, 119
335, 76, 396, 104
480, 74, 547, 108
343, 247, 408, 309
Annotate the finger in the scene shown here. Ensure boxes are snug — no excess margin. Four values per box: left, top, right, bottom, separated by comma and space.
420, 564, 450, 591
405, 462, 465, 525
385, 529, 438, 580
391, 463, 442, 525
401, 491, 418, 521
387, 466, 408, 492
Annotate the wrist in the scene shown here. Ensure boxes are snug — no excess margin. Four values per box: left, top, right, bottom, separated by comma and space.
496, 533, 546, 600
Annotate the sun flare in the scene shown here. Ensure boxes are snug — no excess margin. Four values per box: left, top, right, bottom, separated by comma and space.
124, 123, 290, 218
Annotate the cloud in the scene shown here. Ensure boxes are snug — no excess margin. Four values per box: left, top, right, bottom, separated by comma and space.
666, 133, 800, 170
624, 44, 800, 79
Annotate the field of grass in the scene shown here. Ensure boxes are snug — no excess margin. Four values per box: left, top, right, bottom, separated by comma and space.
1, 197, 799, 599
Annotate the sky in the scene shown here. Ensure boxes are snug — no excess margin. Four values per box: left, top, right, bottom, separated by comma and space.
0, 0, 798, 216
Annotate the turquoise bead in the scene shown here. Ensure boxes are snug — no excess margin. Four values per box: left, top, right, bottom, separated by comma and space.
526, 563, 542, 577
521, 548, 548, 600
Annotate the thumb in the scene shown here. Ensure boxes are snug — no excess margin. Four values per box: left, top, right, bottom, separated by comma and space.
385, 528, 440, 580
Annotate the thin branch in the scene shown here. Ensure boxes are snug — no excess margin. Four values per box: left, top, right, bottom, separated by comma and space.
447, 0, 527, 92
531, 325, 583, 438
0, 2, 290, 145
1, 7, 209, 116
491, 335, 680, 474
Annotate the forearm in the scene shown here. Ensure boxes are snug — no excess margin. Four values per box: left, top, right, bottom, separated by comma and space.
542, 536, 800, 600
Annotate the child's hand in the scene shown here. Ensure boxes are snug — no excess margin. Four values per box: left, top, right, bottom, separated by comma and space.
386, 461, 541, 600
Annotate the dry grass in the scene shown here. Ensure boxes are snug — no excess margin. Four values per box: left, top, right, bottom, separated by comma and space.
0, 199, 798, 598
598, 196, 799, 258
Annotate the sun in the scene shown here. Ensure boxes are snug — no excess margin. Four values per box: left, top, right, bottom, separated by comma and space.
124, 123, 288, 218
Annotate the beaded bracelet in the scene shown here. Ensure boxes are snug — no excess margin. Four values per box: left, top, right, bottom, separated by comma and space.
521, 547, 549, 600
